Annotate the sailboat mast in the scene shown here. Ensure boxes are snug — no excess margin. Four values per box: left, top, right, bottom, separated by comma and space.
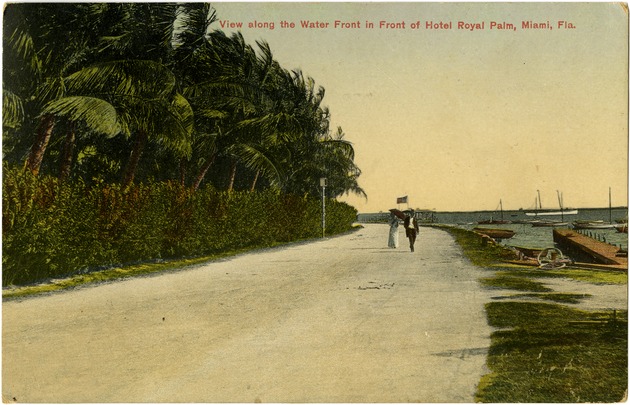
557, 190, 564, 221
609, 187, 612, 224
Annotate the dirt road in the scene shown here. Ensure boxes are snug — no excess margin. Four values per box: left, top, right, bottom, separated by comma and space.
3, 224, 495, 402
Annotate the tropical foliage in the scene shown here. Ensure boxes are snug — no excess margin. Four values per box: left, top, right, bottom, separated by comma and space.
3, 166, 358, 286
2, 3, 364, 286
3, 3, 365, 196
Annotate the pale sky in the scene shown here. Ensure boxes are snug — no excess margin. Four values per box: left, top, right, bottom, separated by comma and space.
212, 2, 628, 212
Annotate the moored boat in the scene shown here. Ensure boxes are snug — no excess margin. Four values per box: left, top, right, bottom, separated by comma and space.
478, 199, 511, 224
526, 209, 578, 217
572, 221, 616, 230
477, 218, 511, 225
473, 227, 516, 240
511, 246, 544, 258
531, 220, 569, 227
573, 187, 624, 230
525, 190, 578, 217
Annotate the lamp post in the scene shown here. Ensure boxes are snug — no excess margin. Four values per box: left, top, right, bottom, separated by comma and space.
320, 177, 327, 238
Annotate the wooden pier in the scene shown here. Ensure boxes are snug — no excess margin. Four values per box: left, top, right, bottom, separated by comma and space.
553, 228, 627, 270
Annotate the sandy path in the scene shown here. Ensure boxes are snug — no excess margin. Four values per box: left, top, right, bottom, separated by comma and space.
3, 224, 494, 403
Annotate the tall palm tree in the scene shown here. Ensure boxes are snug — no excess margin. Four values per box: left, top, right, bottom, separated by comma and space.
91, 3, 204, 186
168, 3, 223, 188
3, 3, 365, 198
3, 3, 123, 177
189, 34, 316, 192
316, 126, 366, 199
183, 31, 264, 191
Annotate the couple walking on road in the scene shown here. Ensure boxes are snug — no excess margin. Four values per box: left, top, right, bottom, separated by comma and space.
388, 209, 419, 252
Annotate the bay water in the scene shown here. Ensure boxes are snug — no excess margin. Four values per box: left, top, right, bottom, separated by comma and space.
359, 207, 628, 251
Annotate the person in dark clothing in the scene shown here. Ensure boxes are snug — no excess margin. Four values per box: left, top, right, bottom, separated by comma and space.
403, 210, 419, 252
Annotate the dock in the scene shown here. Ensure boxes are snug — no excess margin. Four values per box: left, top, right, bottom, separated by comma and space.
553, 228, 627, 270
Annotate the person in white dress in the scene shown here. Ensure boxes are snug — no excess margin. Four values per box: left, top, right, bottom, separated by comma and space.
388, 212, 400, 248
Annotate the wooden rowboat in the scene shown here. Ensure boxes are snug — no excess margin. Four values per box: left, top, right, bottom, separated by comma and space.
473, 227, 516, 240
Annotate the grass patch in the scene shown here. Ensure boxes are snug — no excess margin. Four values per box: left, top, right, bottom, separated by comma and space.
477, 301, 627, 402
2, 246, 261, 300
493, 293, 592, 304
440, 226, 629, 402
481, 274, 552, 292
437, 225, 518, 267
499, 267, 628, 285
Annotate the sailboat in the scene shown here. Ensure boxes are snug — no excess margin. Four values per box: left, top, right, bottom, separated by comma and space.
572, 187, 617, 229
531, 191, 570, 227
526, 190, 578, 217
477, 199, 511, 224
475, 199, 516, 239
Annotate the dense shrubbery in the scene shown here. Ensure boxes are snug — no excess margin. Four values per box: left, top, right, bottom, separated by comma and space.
3, 167, 357, 286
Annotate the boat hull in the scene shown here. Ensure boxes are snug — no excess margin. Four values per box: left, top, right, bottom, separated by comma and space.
473, 227, 516, 239
572, 222, 616, 230
615, 225, 628, 233
532, 221, 569, 227
526, 209, 578, 217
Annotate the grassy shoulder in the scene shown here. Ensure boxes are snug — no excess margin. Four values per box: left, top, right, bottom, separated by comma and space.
477, 302, 627, 402
499, 266, 627, 285
3, 226, 363, 300
436, 225, 518, 267
3, 250, 247, 300
439, 225, 628, 402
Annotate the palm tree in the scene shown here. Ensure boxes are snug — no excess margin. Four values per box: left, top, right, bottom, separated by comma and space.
3, 3, 365, 198
88, 3, 205, 186
183, 31, 266, 191
3, 3, 123, 177
262, 68, 365, 199
191, 36, 330, 193
317, 127, 366, 199
59, 2, 219, 189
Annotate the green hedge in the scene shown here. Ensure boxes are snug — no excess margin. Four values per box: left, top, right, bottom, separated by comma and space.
2, 167, 357, 286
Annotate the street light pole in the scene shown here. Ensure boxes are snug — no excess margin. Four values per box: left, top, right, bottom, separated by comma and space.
320, 177, 327, 238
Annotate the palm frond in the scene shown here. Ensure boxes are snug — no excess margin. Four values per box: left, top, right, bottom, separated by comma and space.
237, 112, 303, 143
128, 94, 193, 158
172, 3, 217, 50
41, 96, 121, 137
320, 138, 356, 161
171, 92, 195, 132
226, 143, 283, 186
64, 60, 177, 100
6, 28, 42, 75
36, 76, 66, 105
196, 108, 229, 120
2, 90, 25, 129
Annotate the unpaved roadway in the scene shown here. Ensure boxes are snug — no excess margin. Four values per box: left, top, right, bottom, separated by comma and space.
3, 225, 496, 402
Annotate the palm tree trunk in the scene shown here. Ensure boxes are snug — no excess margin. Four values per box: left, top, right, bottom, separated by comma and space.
179, 159, 187, 186
59, 122, 76, 182
123, 129, 148, 188
25, 115, 55, 176
192, 154, 216, 191
227, 159, 237, 192
250, 169, 260, 192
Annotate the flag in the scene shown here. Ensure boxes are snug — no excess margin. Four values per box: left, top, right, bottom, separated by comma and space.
397, 196, 408, 204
